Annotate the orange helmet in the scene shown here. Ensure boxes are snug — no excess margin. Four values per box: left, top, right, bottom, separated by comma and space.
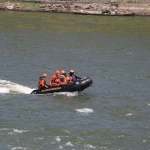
70, 70, 74, 73
42, 73, 47, 77
55, 70, 60, 75
61, 70, 65, 74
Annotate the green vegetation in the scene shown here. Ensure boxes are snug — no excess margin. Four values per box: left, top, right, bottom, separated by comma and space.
19, 1, 40, 9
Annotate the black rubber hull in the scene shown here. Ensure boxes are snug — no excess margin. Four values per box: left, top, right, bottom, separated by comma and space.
31, 77, 93, 94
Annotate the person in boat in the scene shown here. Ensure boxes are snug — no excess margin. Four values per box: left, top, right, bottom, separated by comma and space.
59, 74, 67, 86
61, 70, 72, 84
69, 70, 81, 82
38, 73, 49, 90
49, 70, 60, 87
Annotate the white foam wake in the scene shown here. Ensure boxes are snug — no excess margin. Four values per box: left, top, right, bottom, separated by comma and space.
53, 91, 78, 97
11, 147, 28, 150
75, 108, 93, 114
0, 79, 34, 94
0, 87, 9, 93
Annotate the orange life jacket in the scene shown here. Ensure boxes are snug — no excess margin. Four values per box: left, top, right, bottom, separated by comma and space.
59, 75, 67, 86
38, 77, 46, 88
65, 76, 72, 84
50, 75, 60, 86
69, 76, 73, 81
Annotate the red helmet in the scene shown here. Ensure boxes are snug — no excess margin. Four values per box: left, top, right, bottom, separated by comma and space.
42, 73, 47, 77
61, 70, 65, 74
55, 70, 60, 75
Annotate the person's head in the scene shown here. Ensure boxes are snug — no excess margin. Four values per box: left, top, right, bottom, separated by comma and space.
60, 75, 65, 82
42, 73, 47, 78
69, 70, 75, 76
55, 70, 60, 77
61, 70, 66, 76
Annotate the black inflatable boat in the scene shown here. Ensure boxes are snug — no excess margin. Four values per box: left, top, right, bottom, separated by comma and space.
31, 77, 93, 94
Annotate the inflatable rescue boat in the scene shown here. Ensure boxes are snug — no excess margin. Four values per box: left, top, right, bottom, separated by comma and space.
31, 77, 93, 94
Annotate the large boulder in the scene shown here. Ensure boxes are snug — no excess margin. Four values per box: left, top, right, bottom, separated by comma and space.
0, 2, 14, 10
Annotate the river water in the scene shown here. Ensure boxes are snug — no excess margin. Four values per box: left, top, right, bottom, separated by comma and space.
0, 10, 150, 150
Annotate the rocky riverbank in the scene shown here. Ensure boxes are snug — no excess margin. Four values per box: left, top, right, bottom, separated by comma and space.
0, 1, 150, 16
